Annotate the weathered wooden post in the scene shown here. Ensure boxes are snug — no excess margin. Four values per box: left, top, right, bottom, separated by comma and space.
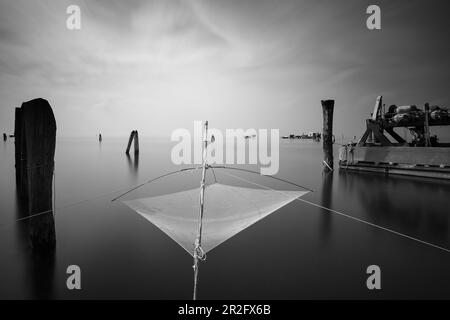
133, 130, 139, 154
125, 130, 135, 154
424, 103, 431, 147
15, 107, 27, 199
321, 100, 334, 171
2, 133, 6, 141
125, 130, 139, 154
15, 98, 56, 250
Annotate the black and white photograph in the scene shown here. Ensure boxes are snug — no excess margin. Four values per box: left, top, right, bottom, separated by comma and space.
0, 0, 449, 310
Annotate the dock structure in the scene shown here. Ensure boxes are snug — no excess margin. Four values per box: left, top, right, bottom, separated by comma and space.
126, 130, 140, 155
339, 96, 450, 179
15, 98, 56, 250
321, 100, 335, 171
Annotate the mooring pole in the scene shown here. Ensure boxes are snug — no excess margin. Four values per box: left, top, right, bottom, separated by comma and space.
14, 107, 27, 198
125, 130, 135, 154
424, 103, 431, 147
321, 100, 335, 171
133, 130, 139, 154
15, 98, 56, 250
193, 120, 208, 300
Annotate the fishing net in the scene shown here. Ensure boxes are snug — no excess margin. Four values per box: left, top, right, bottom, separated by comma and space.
124, 183, 308, 256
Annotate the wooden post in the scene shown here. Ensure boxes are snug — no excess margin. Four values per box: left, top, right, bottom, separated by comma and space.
321, 100, 334, 171
125, 131, 135, 154
424, 103, 431, 147
15, 98, 56, 250
2, 133, 6, 141
133, 130, 139, 154
99, 133, 102, 142
125, 130, 139, 154
15, 107, 28, 200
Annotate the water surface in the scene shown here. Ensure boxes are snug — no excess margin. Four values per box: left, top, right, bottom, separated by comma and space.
0, 137, 449, 299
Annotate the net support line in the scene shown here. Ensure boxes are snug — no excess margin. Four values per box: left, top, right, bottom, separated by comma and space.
111, 166, 202, 202
218, 170, 450, 254
3, 167, 204, 228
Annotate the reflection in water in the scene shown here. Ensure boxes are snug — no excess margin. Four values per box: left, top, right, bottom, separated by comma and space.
28, 250, 55, 299
14, 188, 55, 299
338, 171, 450, 245
319, 171, 333, 243
2, 138, 450, 299
126, 153, 139, 181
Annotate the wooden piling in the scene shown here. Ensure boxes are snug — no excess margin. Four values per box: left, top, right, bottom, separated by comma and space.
321, 100, 334, 171
15, 98, 56, 250
2, 133, 6, 141
125, 130, 139, 154
125, 131, 135, 154
424, 103, 431, 147
133, 130, 139, 154
15, 107, 27, 199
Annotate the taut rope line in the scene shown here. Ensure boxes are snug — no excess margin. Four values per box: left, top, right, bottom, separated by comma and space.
217, 169, 450, 254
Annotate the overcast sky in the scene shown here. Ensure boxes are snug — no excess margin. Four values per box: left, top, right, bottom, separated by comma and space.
0, 0, 449, 138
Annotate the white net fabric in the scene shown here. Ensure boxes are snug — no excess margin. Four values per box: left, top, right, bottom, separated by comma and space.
124, 183, 308, 256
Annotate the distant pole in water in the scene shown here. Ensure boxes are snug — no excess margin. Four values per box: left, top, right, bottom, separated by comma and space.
15, 98, 56, 251
424, 103, 431, 147
99, 133, 102, 142
321, 100, 334, 171
133, 130, 139, 154
2, 133, 6, 141
126, 131, 134, 154
125, 130, 139, 154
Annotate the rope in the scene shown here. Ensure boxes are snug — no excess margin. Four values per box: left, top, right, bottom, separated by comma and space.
210, 165, 314, 192
209, 165, 218, 184
6, 161, 449, 256
218, 170, 450, 254
195, 242, 207, 261
1, 167, 199, 227
322, 160, 333, 171
111, 166, 202, 202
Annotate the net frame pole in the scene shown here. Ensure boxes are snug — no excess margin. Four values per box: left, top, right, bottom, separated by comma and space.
193, 120, 208, 300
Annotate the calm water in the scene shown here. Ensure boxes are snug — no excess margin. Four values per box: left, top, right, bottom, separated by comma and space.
0, 137, 449, 299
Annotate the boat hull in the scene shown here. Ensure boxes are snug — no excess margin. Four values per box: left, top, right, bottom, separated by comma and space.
339, 146, 450, 180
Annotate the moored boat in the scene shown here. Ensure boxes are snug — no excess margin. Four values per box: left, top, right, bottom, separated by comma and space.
339, 96, 450, 179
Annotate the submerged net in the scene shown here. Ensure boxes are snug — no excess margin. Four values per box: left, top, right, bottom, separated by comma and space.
124, 183, 308, 256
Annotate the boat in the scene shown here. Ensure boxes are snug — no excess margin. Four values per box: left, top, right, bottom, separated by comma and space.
339, 96, 450, 179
